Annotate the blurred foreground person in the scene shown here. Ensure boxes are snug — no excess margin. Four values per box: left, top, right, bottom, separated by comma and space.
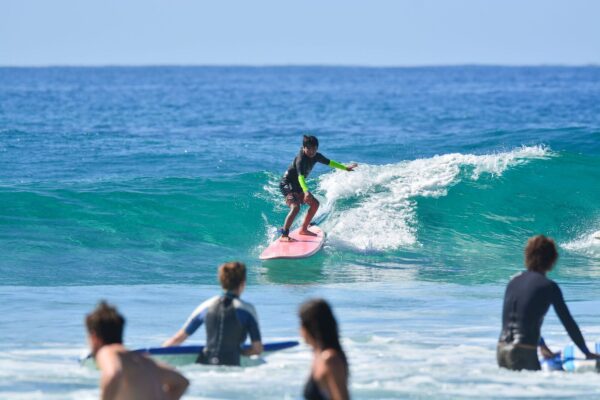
497, 235, 600, 371
300, 298, 349, 400
86, 301, 189, 400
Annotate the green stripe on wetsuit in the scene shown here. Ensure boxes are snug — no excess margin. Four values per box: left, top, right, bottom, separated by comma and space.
298, 160, 346, 192
329, 160, 348, 171
298, 175, 309, 192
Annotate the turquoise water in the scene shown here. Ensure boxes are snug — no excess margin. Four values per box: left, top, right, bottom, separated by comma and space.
2, 67, 600, 399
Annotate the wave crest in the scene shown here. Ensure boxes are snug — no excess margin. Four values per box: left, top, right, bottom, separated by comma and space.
318, 146, 549, 251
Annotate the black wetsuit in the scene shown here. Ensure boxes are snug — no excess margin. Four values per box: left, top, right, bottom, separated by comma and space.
497, 270, 590, 370
181, 292, 261, 366
280, 148, 330, 197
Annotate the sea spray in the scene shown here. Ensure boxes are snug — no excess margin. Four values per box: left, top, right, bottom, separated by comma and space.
318, 146, 549, 251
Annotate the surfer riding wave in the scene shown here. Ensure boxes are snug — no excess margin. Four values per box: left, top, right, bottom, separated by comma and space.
279, 135, 357, 242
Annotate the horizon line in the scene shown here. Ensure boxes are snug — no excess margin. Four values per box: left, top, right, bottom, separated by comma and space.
1, 62, 599, 69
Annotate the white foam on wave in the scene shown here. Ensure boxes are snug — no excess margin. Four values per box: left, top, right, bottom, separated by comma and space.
563, 229, 600, 258
0, 346, 98, 399
317, 146, 549, 251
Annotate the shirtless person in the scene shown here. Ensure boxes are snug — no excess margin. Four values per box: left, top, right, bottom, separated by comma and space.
86, 301, 189, 400
279, 135, 357, 241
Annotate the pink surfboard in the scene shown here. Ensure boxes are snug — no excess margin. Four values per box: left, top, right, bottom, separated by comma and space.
260, 226, 325, 260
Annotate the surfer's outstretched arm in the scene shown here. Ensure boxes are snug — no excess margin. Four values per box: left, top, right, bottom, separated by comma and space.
328, 160, 358, 171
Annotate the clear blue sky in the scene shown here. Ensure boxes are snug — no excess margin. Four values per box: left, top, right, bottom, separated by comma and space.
2, 0, 599, 66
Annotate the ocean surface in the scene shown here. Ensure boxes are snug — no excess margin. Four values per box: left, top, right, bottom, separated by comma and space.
1, 66, 600, 399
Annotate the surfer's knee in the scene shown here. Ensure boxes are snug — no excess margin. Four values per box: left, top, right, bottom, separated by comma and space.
290, 203, 300, 214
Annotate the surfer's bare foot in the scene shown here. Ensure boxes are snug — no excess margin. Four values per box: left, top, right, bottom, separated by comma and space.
299, 229, 317, 237
279, 236, 295, 242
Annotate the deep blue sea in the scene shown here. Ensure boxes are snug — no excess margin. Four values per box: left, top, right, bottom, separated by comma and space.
1, 66, 600, 399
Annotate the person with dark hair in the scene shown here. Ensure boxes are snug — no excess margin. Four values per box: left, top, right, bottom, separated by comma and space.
86, 301, 189, 400
299, 299, 349, 400
279, 135, 357, 241
163, 261, 263, 366
497, 235, 600, 371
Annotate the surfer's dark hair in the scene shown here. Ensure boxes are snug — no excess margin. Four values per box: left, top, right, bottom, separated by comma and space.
525, 235, 558, 272
299, 298, 348, 370
85, 301, 125, 345
303, 135, 319, 148
219, 261, 246, 291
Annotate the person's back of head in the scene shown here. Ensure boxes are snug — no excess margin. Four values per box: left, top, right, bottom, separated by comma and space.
87, 301, 190, 399
219, 261, 246, 292
299, 298, 347, 367
303, 135, 319, 149
525, 235, 558, 273
86, 301, 125, 347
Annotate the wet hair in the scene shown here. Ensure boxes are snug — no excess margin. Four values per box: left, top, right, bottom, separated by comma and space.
303, 135, 319, 149
525, 235, 558, 273
299, 298, 348, 369
85, 301, 125, 345
218, 261, 246, 291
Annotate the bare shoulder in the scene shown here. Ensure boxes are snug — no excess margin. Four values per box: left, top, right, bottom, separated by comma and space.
320, 349, 346, 370
96, 345, 124, 371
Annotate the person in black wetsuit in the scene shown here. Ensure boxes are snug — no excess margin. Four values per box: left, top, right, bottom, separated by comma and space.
497, 235, 600, 371
162, 262, 263, 366
300, 299, 349, 400
279, 135, 357, 241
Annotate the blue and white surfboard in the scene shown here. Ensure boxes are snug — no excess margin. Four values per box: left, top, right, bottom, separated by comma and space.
80, 340, 299, 368
540, 342, 600, 372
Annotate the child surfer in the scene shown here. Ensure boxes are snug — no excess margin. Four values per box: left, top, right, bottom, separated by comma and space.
279, 135, 357, 241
